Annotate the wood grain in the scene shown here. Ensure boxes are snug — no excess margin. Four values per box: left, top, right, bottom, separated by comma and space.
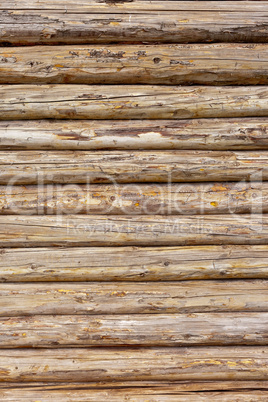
0, 388, 267, 401
1, 85, 268, 120
0, 182, 264, 215
0, 214, 267, 247
0, 347, 267, 382
1, 2, 268, 45
2, 44, 268, 85
1, 245, 268, 282
0, 281, 267, 316
0, 313, 267, 347
0, 150, 267, 184
1, 119, 268, 151
0, 389, 267, 401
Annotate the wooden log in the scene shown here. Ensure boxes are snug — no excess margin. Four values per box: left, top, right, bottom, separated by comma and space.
0, 390, 267, 402
0, 281, 267, 316
0, 182, 264, 215
1, 2, 268, 45
0, 389, 267, 402
0, 214, 267, 247
0, 313, 267, 347
0, 150, 268, 184
1, 85, 268, 120
1, 119, 268, 151
3, 1, 268, 12
1, 245, 268, 282
0, 347, 267, 382
1, 381, 268, 392
2, 44, 268, 85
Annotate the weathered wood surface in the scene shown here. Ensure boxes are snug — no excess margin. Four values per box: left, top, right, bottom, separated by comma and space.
1, 381, 268, 392
1, 245, 268, 282
0, 150, 268, 184
0, 347, 267, 382
0, 182, 264, 215
0, 281, 267, 315
2, 44, 268, 85
1, 2, 268, 45
1, 119, 268, 151
1, 85, 268, 120
0, 389, 267, 402
3, 1, 268, 12
1, 313, 267, 347
0, 214, 266, 247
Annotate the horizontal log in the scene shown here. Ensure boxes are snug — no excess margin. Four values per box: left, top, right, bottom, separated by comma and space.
1, 85, 268, 120
0, 150, 268, 184
0, 313, 267, 347
2, 44, 268, 85
0, 182, 264, 215
1, 2, 268, 45
0, 281, 267, 316
0, 388, 267, 402
0, 347, 267, 382
1, 245, 268, 282
0, 215, 266, 247
1, 381, 268, 392
1, 119, 268, 151
3, 1, 267, 12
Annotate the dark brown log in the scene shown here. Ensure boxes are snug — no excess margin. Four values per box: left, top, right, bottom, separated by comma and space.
0, 347, 267, 382
1, 44, 268, 85
1, 119, 268, 151
0, 281, 267, 316
0, 85, 268, 120
1, 2, 268, 45
1, 245, 268, 282
0, 313, 267, 347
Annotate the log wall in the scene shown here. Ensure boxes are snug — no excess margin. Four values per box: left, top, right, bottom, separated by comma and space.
1, 0, 268, 400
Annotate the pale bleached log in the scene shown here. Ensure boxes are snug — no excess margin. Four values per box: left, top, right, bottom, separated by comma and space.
2, 44, 268, 85
0, 150, 268, 184
0, 182, 265, 215
1, 119, 268, 151
0, 281, 267, 316
1, 245, 268, 282
3, 1, 267, 12
1, 86, 268, 120
0, 347, 267, 382
0, 215, 266, 247
0, 390, 267, 402
0, 313, 267, 347
1, 2, 268, 45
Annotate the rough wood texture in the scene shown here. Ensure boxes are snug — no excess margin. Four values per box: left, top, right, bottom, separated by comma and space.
0, 281, 267, 316
1, 85, 268, 120
2, 44, 268, 85
1, 245, 268, 282
1, 119, 268, 151
3, 1, 268, 11
0, 313, 267, 347
0, 182, 264, 215
2, 381, 268, 392
0, 347, 267, 382
0, 388, 267, 402
1, 2, 268, 45
0, 214, 266, 247
0, 150, 268, 184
